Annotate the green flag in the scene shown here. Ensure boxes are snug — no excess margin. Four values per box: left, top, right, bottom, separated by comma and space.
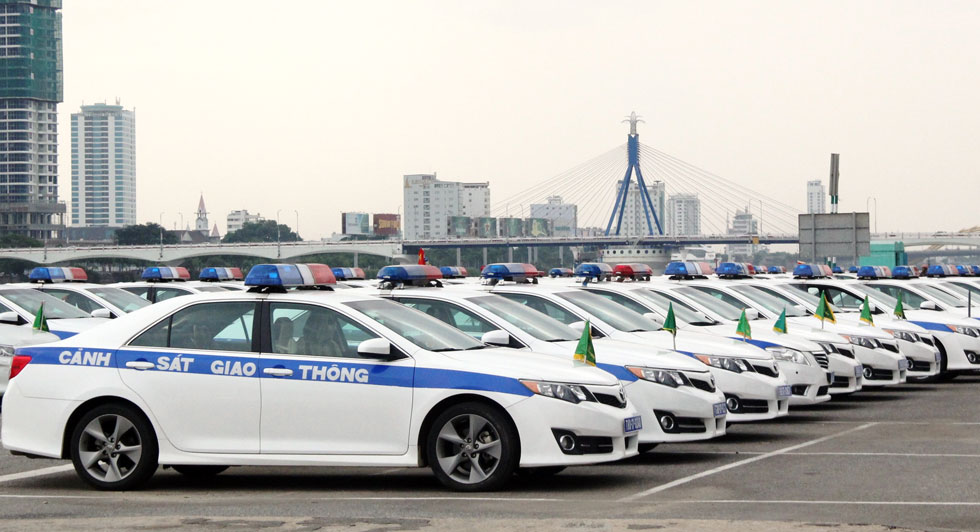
735, 309, 752, 340
814, 291, 836, 324
894, 292, 906, 320
860, 296, 875, 326
773, 308, 788, 334
32, 302, 49, 332
661, 302, 677, 350
573, 320, 596, 367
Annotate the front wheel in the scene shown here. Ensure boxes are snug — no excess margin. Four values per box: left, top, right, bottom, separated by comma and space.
70, 404, 158, 490
426, 402, 519, 491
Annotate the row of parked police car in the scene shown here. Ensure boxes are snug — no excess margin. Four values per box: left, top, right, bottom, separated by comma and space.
1, 259, 979, 492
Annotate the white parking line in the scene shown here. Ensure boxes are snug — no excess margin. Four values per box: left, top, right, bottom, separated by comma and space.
325, 497, 564, 502
619, 422, 877, 502
664, 499, 980, 506
0, 494, 102, 499
665, 451, 980, 458
0, 464, 73, 484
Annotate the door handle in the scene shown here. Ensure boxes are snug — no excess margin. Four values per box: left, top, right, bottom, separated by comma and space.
263, 367, 293, 377
125, 361, 155, 370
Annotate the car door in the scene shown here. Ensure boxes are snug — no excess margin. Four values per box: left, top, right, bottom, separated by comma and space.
258, 302, 415, 455
119, 301, 261, 453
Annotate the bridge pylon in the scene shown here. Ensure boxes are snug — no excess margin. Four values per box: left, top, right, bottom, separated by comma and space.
605, 112, 664, 236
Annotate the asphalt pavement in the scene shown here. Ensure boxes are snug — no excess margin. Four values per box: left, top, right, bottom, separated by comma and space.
1, 376, 979, 531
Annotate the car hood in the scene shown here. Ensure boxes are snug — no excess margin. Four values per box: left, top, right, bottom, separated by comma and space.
551, 338, 711, 372
629, 329, 772, 360
441, 347, 619, 386
698, 322, 823, 352
0, 325, 61, 347
785, 316, 893, 340
45, 317, 112, 338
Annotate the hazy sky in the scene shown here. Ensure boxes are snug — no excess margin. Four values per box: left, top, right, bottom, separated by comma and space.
62, 1, 980, 238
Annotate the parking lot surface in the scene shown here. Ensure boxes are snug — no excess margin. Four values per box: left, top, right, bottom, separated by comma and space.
1, 376, 979, 531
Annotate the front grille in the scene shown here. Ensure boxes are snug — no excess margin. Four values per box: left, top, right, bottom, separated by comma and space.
812, 352, 830, 369
751, 364, 778, 378
881, 342, 900, 353
831, 375, 852, 388
866, 368, 894, 380
836, 346, 856, 359
726, 394, 770, 414
593, 392, 627, 409
576, 436, 614, 454
688, 376, 716, 393
654, 410, 707, 433
908, 358, 930, 371
816, 385, 829, 396
791, 385, 809, 396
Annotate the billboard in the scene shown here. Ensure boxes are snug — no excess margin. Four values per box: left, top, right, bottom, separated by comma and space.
476, 217, 497, 238
342, 212, 371, 235
448, 216, 472, 238
798, 213, 871, 262
526, 218, 551, 237
500, 217, 524, 237
373, 213, 400, 237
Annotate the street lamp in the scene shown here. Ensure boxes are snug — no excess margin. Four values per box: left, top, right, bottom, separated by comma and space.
866, 196, 877, 234
294, 210, 300, 241
158, 212, 165, 259
276, 209, 282, 258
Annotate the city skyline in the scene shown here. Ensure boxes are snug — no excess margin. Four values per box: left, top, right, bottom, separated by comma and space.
58, 1, 980, 238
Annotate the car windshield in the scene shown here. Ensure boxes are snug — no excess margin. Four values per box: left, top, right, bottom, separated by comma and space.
625, 288, 716, 325
853, 284, 900, 308
943, 281, 980, 300
465, 294, 579, 342
911, 283, 967, 308
777, 284, 844, 313
554, 290, 660, 332
0, 288, 91, 319
87, 287, 152, 313
673, 287, 747, 320
345, 298, 485, 352
730, 285, 807, 317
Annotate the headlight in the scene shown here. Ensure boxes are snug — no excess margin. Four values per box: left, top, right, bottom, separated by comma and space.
520, 380, 591, 403
947, 325, 980, 337
694, 355, 750, 373
766, 347, 810, 365
626, 366, 690, 387
841, 335, 878, 349
883, 329, 920, 342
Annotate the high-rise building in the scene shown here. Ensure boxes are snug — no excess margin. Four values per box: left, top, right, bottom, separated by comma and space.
727, 208, 760, 256
666, 193, 701, 236
402, 173, 490, 240
226, 209, 264, 233
807, 180, 826, 214
530, 195, 577, 237
0, 0, 64, 239
70, 102, 135, 227
614, 180, 666, 236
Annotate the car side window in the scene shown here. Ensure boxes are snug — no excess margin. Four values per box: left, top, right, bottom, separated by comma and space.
868, 285, 926, 308
155, 287, 192, 302
590, 290, 653, 316
270, 303, 379, 358
690, 286, 746, 310
397, 297, 497, 340
130, 302, 256, 352
495, 293, 578, 325
42, 289, 101, 313
821, 288, 863, 309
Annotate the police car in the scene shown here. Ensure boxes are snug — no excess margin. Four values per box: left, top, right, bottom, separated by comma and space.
372, 265, 726, 448
111, 267, 231, 303
470, 263, 791, 422
15, 267, 151, 318
0, 325, 60, 398
0, 285, 111, 339
574, 263, 834, 405
2, 264, 641, 491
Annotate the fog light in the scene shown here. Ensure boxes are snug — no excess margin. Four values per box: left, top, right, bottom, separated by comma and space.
863, 366, 873, 379
658, 414, 676, 431
967, 352, 977, 364
725, 396, 740, 412
907, 358, 915, 369
558, 434, 576, 451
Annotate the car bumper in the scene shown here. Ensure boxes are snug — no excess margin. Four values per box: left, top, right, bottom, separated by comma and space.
710, 369, 790, 422
776, 361, 832, 405
1, 382, 76, 458
899, 340, 941, 378
624, 379, 727, 443
827, 354, 863, 395
852, 346, 907, 387
932, 331, 980, 371
507, 394, 641, 467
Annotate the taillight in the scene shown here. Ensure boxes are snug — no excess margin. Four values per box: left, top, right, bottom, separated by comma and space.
9, 355, 31, 379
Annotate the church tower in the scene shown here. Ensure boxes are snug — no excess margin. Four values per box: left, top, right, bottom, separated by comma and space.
195, 194, 209, 232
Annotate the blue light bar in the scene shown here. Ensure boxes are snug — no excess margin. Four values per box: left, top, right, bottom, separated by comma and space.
30, 267, 66, 282
925, 264, 952, 277
245, 264, 336, 287
199, 267, 244, 281
574, 263, 614, 280
972, 265, 980, 275
857, 266, 879, 279
481, 263, 542, 282
848, 266, 859, 273
767, 266, 785, 274
377, 265, 443, 284
832, 266, 843, 274
956, 265, 970, 276
664, 261, 713, 277
549, 267, 573, 278
332, 267, 366, 280
439, 266, 468, 279
716, 262, 747, 278
892, 265, 917, 279
792, 263, 829, 278
141, 266, 191, 281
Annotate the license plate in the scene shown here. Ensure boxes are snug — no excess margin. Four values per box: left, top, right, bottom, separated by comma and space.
623, 415, 643, 433
854, 365, 863, 378
898, 359, 909, 370
935, 351, 942, 362
777, 385, 792, 398
713, 402, 727, 417
826, 372, 835, 384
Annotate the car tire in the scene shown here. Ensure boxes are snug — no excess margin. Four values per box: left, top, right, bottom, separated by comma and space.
515, 466, 566, 478
425, 402, 519, 491
171, 465, 229, 477
70, 403, 158, 490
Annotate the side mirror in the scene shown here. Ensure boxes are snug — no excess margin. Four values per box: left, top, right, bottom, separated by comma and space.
0, 311, 20, 324
919, 301, 938, 311
481, 329, 511, 347
357, 338, 400, 360
90, 308, 112, 319
569, 321, 586, 333
745, 309, 760, 320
